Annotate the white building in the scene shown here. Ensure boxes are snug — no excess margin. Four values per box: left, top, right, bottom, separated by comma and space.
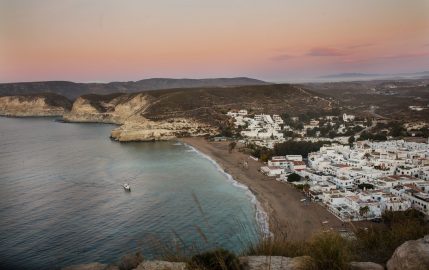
343, 113, 356, 122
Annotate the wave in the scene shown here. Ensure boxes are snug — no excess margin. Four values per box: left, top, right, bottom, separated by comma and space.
183, 143, 271, 237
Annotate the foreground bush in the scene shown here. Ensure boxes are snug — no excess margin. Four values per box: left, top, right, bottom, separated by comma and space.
118, 251, 144, 270
245, 234, 307, 258
246, 232, 350, 270
308, 232, 351, 270
353, 209, 429, 263
188, 248, 242, 270
245, 210, 428, 269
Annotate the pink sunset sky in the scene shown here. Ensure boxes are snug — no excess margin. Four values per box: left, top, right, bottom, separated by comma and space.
1, 0, 428, 83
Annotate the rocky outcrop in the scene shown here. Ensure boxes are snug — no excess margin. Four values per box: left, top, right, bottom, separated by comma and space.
386, 235, 429, 270
62, 93, 218, 141
110, 118, 217, 142
239, 256, 314, 270
63, 94, 151, 124
134, 261, 186, 270
349, 261, 384, 270
0, 94, 71, 116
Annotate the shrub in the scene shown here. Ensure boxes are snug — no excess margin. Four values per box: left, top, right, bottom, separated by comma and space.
287, 173, 301, 182
353, 209, 429, 263
188, 248, 242, 270
307, 232, 352, 270
245, 236, 307, 258
117, 251, 144, 270
274, 141, 330, 158
245, 232, 351, 270
357, 183, 374, 190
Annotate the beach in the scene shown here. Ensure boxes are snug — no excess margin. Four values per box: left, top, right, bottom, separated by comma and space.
179, 137, 346, 241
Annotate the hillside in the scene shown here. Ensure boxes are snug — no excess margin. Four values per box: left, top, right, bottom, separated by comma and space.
304, 78, 429, 120
0, 93, 72, 117
0, 77, 269, 100
60, 84, 334, 141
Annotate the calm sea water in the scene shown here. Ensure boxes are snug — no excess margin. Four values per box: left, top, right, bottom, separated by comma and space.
0, 117, 261, 269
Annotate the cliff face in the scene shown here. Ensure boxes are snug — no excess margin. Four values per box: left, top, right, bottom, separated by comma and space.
62, 93, 218, 141
62, 93, 150, 124
0, 94, 71, 117
110, 118, 217, 142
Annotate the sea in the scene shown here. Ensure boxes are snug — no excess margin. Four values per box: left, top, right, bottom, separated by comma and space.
0, 117, 265, 269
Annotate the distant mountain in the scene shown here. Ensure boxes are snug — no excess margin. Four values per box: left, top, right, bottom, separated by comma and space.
319, 73, 382, 79
0, 77, 269, 100
319, 71, 429, 81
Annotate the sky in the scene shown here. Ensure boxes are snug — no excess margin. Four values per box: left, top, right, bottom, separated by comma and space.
1, 0, 428, 83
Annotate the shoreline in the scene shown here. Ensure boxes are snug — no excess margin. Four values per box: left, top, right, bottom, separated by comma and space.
179, 137, 346, 241
184, 143, 271, 236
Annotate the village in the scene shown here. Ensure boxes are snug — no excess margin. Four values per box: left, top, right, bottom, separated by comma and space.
227, 109, 369, 147
227, 109, 429, 221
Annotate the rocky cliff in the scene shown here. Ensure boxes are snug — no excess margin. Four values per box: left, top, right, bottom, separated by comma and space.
110, 118, 217, 142
0, 94, 72, 117
62, 92, 218, 141
63, 93, 151, 124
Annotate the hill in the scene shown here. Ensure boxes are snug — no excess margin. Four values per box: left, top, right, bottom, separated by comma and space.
60, 84, 334, 141
0, 77, 269, 100
303, 78, 429, 120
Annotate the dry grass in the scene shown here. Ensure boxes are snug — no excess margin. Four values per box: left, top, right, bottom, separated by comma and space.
245, 231, 351, 270
353, 209, 429, 263
120, 201, 428, 270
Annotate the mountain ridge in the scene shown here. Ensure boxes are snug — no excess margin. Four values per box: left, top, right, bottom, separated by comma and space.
0, 77, 270, 100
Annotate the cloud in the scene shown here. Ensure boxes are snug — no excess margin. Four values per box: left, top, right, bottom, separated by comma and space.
306, 47, 347, 57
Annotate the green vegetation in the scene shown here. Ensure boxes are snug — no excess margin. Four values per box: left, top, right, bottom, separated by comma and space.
359, 206, 370, 219
295, 183, 310, 192
354, 209, 429, 263
117, 251, 144, 270
246, 232, 351, 270
228, 141, 237, 153
357, 183, 374, 190
287, 173, 301, 182
218, 126, 233, 137
348, 136, 355, 145
245, 209, 429, 268
114, 209, 428, 270
247, 141, 331, 161
188, 248, 242, 270
358, 132, 387, 141
247, 143, 273, 162
274, 141, 330, 158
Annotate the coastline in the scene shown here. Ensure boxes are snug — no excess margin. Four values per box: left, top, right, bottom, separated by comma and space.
179, 137, 346, 241
183, 143, 271, 237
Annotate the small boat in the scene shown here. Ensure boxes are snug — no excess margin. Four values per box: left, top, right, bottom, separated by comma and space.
123, 183, 131, 191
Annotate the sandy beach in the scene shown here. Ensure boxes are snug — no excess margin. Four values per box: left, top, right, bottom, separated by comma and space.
179, 137, 347, 241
